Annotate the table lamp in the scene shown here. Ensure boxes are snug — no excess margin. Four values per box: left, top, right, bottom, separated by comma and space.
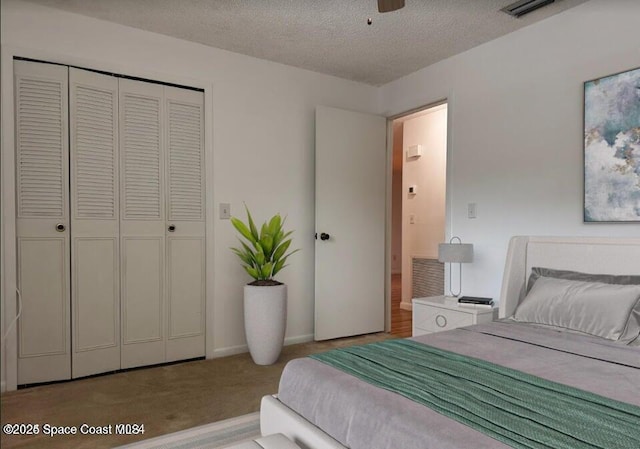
438, 236, 473, 297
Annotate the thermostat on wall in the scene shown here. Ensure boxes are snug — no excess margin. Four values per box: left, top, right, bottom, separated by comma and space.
407, 144, 422, 158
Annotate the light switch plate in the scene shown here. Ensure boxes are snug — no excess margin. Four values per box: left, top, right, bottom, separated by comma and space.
220, 203, 231, 219
409, 214, 416, 224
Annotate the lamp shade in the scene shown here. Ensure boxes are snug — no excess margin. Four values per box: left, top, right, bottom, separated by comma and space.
438, 243, 473, 263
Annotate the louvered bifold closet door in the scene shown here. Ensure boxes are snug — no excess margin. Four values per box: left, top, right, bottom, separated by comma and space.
70, 68, 120, 378
14, 60, 71, 384
164, 86, 205, 362
119, 79, 167, 369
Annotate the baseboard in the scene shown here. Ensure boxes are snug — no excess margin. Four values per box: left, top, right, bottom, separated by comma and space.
284, 333, 314, 345
399, 301, 413, 311
212, 334, 314, 358
213, 343, 249, 358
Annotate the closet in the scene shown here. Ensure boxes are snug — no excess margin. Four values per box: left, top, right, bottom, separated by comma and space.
15, 60, 205, 384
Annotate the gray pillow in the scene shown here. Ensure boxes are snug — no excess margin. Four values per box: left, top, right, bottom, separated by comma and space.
527, 267, 640, 293
514, 276, 640, 342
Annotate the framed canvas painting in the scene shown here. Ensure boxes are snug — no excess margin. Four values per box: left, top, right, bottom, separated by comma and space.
584, 67, 640, 222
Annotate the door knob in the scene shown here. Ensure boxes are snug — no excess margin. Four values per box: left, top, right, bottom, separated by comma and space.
168, 224, 176, 232
320, 232, 330, 241
55, 223, 66, 232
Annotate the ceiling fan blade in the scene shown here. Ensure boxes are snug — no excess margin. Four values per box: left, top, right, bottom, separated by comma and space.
378, 0, 405, 13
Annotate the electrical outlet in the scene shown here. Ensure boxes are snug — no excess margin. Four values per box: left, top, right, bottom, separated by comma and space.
409, 214, 416, 224
220, 203, 231, 219
468, 203, 477, 219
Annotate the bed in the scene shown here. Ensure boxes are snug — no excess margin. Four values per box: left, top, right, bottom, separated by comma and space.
260, 236, 640, 449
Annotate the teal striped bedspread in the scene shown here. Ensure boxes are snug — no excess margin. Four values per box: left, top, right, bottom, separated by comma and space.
310, 339, 640, 449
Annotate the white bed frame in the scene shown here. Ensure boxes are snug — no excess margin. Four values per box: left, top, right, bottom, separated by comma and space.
261, 236, 640, 449
498, 236, 640, 318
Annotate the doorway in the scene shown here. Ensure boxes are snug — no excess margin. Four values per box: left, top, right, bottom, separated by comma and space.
390, 102, 448, 337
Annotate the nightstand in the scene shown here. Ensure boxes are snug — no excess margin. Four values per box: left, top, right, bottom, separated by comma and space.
412, 295, 497, 337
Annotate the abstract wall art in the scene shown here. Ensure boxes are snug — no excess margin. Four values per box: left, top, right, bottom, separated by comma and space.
584, 67, 640, 222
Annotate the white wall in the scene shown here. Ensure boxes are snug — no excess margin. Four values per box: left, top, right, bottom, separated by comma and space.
0, 0, 378, 391
401, 107, 447, 305
379, 0, 640, 303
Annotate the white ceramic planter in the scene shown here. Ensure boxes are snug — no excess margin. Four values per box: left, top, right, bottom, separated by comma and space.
244, 284, 287, 365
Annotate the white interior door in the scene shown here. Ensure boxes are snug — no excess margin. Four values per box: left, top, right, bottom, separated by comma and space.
315, 106, 387, 340
15, 60, 71, 383
70, 68, 120, 378
164, 86, 205, 362
119, 78, 166, 369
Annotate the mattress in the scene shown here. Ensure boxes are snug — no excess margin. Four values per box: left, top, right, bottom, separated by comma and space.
277, 321, 640, 449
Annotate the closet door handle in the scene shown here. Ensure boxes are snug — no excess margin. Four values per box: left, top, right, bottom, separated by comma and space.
168, 224, 176, 232
55, 223, 66, 232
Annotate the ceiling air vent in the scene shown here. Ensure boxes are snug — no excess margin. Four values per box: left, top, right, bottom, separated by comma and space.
501, 0, 556, 18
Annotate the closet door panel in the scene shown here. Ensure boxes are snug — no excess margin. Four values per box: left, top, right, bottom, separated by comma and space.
121, 81, 164, 221
165, 86, 205, 362
73, 238, 119, 377
121, 237, 165, 367
75, 239, 118, 348
166, 237, 205, 361
70, 68, 120, 378
119, 79, 166, 368
18, 239, 66, 356
122, 239, 163, 342
14, 60, 71, 384
166, 90, 204, 224
17, 238, 69, 384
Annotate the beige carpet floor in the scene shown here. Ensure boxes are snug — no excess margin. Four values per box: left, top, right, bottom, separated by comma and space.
1, 332, 394, 449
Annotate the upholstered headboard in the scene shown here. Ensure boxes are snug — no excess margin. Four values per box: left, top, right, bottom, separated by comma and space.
499, 236, 640, 319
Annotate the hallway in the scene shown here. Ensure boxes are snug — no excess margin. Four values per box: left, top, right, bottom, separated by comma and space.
390, 274, 412, 337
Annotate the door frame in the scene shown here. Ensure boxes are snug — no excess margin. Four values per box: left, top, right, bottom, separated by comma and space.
384, 96, 454, 332
0, 46, 215, 392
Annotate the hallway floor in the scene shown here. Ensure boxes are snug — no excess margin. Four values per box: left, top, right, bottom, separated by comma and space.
390, 273, 412, 337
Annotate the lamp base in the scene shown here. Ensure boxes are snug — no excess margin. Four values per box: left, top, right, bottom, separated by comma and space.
443, 296, 459, 306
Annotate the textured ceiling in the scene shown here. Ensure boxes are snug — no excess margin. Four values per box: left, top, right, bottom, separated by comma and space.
25, 0, 589, 85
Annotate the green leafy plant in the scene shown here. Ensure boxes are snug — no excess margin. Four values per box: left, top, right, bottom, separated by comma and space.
230, 206, 299, 286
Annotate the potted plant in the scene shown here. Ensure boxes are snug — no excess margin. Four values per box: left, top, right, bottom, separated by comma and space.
231, 206, 299, 365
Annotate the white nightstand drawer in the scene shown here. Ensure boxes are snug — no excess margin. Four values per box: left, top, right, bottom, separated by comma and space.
412, 295, 497, 337
413, 306, 473, 333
